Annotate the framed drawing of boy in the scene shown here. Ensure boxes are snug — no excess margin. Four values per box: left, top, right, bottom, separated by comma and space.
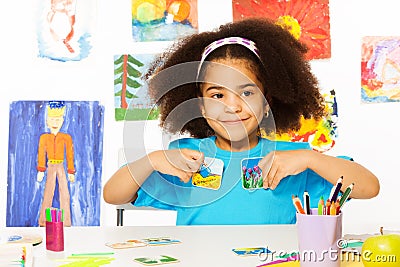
7, 101, 104, 226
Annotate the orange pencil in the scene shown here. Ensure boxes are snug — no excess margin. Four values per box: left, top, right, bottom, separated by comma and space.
330, 202, 336, 215
292, 195, 306, 214
335, 199, 340, 214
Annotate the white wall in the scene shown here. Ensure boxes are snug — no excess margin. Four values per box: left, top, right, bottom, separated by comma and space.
0, 0, 399, 232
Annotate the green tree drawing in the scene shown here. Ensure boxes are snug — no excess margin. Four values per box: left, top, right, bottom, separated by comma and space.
114, 54, 144, 109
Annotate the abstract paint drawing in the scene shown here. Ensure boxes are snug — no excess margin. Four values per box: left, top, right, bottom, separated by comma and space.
361, 36, 400, 103
232, 0, 331, 60
7, 101, 104, 226
132, 0, 198, 42
37, 0, 95, 61
114, 54, 159, 121
260, 90, 338, 153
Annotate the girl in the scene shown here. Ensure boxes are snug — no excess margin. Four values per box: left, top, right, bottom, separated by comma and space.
103, 18, 379, 225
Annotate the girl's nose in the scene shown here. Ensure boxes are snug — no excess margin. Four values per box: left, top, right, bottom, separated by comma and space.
224, 92, 242, 113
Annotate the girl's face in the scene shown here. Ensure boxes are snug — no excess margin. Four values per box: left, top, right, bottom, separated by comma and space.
199, 58, 269, 151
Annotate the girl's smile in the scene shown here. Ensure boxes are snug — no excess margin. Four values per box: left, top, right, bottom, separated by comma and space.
220, 118, 250, 125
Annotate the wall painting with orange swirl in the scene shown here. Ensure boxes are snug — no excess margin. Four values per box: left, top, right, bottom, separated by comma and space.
260, 90, 338, 153
232, 0, 331, 60
361, 36, 400, 103
132, 0, 198, 42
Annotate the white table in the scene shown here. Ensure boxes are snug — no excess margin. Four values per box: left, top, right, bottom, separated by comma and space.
2, 225, 299, 267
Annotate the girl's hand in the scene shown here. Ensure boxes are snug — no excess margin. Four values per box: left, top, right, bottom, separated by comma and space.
258, 150, 311, 190
149, 149, 204, 183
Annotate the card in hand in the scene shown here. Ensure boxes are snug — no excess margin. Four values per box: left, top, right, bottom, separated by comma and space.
133, 255, 179, 265
241, 157, 264, 189
192, 157, 224, 190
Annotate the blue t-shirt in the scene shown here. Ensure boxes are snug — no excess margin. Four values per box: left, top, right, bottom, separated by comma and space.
134, 137, 333, 225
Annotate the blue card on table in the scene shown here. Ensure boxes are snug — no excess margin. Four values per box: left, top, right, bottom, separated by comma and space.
232, 247, 271, 256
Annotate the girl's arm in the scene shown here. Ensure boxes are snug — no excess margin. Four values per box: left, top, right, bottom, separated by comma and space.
261, 150, 379, 199
305, 150, 379, 198
103, 149, 204, 205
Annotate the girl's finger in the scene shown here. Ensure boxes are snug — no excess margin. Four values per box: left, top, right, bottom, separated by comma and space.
177, 169, 192, 183
262, 176, 269, 189
269, 176, 280, 190
183, 149, 204, 161
185, 161, 202, 172
259, 154, 274, 175
267, 164, 278, 188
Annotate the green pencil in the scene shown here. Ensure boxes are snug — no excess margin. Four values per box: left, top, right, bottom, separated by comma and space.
318, 196, 324, 215
339, 183, 354, 207
70, 252, 115, 256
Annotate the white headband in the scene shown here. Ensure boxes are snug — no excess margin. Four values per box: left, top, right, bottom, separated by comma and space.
197, 37, 261, 79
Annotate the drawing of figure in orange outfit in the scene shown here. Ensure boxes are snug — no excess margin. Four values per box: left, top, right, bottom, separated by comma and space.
37, 101, 75, 226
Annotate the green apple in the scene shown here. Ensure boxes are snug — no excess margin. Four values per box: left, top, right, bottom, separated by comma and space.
361, 227, 400, 266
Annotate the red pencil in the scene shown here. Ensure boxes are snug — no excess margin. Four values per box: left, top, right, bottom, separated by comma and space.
326, 200, 331, 215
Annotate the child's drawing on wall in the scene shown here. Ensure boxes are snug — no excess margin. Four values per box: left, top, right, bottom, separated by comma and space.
37, 101, 75, 226
260, 89, 338, 153
232, 0, 331, 60
132, 0, 198, 42
37, 0, 94, 61
114, 54, 160, 121
361, 36, 400, 103
47, 0, 77, 53
7, 101, 104, 227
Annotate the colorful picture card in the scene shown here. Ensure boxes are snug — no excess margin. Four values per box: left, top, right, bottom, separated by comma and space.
105, 239, 147, 249
141, 237, 181, 246
192, 157, 223, 190
134, 255, 179, 265
232, 247, 271, 256
241, 157, 263, 189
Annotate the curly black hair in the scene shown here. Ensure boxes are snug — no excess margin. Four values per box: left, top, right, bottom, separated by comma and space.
146, 17, 326, 138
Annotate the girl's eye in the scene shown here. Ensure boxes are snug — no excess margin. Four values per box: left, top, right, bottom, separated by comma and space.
242, 90, 254, 97
211, 93, 223, 99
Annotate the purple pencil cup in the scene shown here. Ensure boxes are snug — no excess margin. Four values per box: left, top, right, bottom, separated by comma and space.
296, 208, 342, 267
46, 221, 64, 252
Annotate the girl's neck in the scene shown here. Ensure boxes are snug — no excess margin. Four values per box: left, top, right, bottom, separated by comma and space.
214, 135, 259, 152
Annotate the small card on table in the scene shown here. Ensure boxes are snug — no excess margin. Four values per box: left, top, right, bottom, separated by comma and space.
133, 255, 179, 265
232, 247, 271, 256
105, 239, 147, 249
141, 237, 181, 246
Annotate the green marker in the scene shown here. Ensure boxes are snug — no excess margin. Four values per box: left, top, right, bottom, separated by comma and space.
45, 208, 52, 222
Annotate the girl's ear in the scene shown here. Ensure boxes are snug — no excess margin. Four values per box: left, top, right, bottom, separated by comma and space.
200, 104, 206, 117
198, 94, 206, 117
264, 103, 270, 117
